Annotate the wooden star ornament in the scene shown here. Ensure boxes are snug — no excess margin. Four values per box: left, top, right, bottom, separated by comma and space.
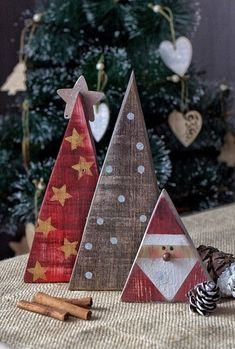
57, 75, 104, 121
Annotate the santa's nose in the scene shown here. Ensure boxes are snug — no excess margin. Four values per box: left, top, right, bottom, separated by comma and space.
162, 252, 171, 262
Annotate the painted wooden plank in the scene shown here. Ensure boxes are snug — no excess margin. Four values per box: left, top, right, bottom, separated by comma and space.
121, 189, 211, 302
69, 72, 160, 290
24, 77, 102, 283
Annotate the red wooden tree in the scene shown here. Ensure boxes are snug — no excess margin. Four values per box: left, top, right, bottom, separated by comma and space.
24, 76, 103, 283
69, 72, 159, 290
121, 189, 211, 302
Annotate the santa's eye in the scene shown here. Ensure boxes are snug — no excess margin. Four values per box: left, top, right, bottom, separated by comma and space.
162, 246, 166, 250
170, 246, 174, 251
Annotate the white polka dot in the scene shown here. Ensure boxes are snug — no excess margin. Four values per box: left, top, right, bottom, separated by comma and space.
85, 243, 93, 250
84, 272, 93, 279
110, 237, 118, 245
137, 165, 145, 174
97, 217, 104, 225
105, 165, 113, 174
127, 112, 135, 120
136, 142, 144, 151
118, 195, 125, 203
140, 215, 147, 223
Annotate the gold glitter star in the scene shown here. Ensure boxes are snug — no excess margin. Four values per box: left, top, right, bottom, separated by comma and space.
57, 75, 104, 121
59, 238, 78, 259
27, 261, 48, 282
35, 218, 56, 237
50, 185, 72, 207
65, 128, 85, 150
71, 156, 94, 179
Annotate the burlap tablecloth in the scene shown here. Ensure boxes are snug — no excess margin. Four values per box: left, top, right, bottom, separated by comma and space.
0, 204, 235, 349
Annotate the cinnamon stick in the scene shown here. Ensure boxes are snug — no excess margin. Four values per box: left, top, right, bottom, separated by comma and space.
33, 292, 92, 320
54, 296, 92, 308
17, 300, 68, 321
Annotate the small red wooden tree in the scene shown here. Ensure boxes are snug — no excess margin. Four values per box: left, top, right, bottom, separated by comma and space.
24, 76, 103, 283
121, 189, 211, 302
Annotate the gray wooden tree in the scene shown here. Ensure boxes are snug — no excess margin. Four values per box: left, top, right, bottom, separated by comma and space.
70, 72, 160, 290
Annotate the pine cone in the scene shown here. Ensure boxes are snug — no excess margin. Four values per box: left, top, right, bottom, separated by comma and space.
217, 262, 235, 297
197, 245, 235, 281
187, 281, 221, 316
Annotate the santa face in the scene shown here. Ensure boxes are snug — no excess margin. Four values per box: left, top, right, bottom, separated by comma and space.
136, 234, 198, 301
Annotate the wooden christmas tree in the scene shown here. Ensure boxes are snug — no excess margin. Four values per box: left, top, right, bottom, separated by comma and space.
69, 72, 159, 290
121, 189, 211, 302
24, 76, 103, 283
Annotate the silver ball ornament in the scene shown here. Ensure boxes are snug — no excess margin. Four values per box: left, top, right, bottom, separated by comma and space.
96, 62, 105, 71
171, 75, 180, 83
33, 13, 42, 23
152, 5, 161, 13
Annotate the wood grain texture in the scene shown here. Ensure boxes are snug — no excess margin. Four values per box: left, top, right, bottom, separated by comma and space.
69, 72, 159, 291
121, 189, 211, 302
24, 94, 99, 283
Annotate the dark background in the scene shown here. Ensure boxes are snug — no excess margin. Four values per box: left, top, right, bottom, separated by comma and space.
1, 0, 235, 114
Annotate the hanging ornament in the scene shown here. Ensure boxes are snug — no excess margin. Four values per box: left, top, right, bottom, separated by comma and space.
168, 110, 202, 147
89, 56, 109, 142
1, 14, 42, 96
150, 4, 192, 77
159, 37, 192, 76
0, 62, 26, 95
90, 103, 110, 142
217, 132, 235, 167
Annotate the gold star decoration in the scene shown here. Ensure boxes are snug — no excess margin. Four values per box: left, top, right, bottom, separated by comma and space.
57, 75, 104, 121
27, 261, 48, 282
59, 238, 78, 259
71, 156, 94, 179
35, 217, 56, 237
50, 184, 72, 207
65, 128, 85, 150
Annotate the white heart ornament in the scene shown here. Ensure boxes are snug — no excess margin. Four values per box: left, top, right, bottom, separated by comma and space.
90, 103, 110, 142
159, 37, 192, 76
168, 110, 202, 147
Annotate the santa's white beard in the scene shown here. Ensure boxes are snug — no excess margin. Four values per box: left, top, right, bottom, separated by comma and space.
137, 257, 197, 301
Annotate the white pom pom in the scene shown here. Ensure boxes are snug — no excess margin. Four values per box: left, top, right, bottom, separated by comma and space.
152, 5, 161, 13
217, 262, 235, 297
171, 75, 180, 83
33, 13, 42, 23
96, 62, 105, 71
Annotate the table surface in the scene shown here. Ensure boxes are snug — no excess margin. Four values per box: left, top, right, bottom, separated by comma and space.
0, 204, 235, 349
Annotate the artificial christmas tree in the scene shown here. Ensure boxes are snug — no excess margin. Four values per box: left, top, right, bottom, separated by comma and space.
24, 76, 103, 282
69, 72, 159, 290
121, 190, 210, 302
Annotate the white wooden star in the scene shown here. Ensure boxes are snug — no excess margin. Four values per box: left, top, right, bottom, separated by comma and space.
57, 75, 104, 121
